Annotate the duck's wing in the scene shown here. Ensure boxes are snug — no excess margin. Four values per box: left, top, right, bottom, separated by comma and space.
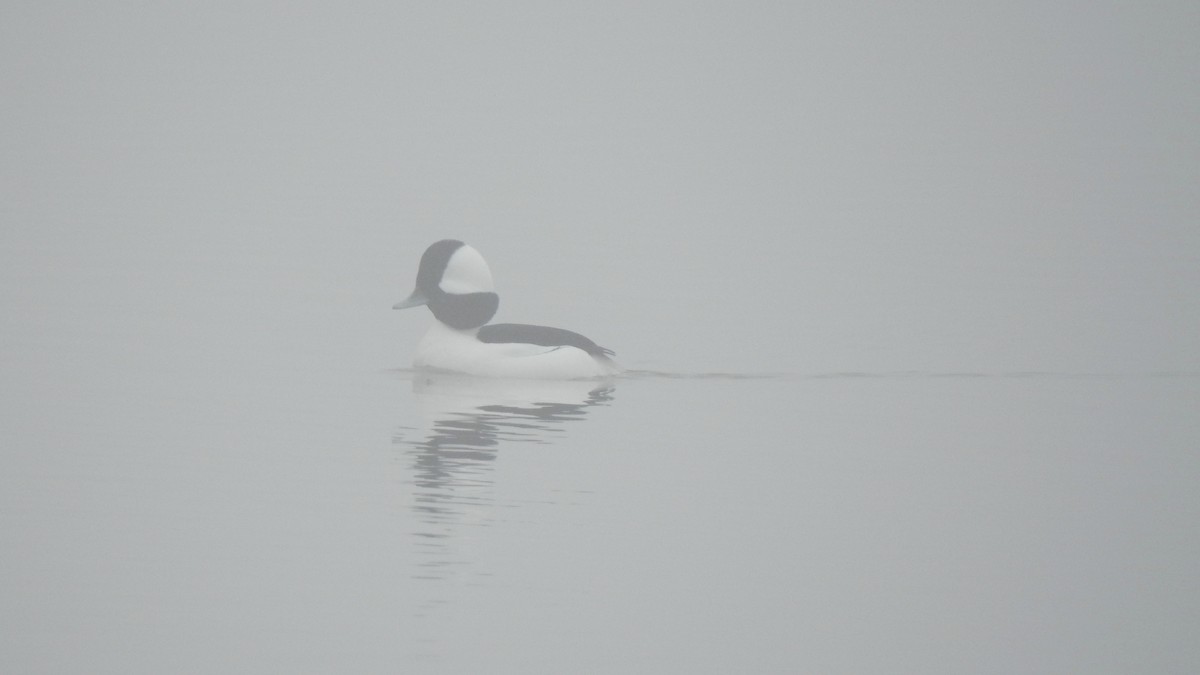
477, 323, 615, 358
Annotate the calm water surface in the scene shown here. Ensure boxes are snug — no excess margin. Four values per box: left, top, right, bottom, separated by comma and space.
389, 370, 1200, 674
23, 359, 1200, 674
2, 318, 1198, 674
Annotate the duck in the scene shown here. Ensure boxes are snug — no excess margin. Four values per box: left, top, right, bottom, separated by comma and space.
393, 239, 619, 379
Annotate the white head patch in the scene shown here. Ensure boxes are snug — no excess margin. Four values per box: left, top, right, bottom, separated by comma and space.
439, 244, 495, 295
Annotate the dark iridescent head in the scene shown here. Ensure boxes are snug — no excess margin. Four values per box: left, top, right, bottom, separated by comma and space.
393, 239, 499, 329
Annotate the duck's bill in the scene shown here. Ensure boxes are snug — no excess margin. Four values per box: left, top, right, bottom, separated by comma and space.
392, 291, 428, 310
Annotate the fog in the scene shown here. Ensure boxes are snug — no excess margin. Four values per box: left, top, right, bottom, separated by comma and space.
4, 2, 1197, 375
2, 3, 1198, 673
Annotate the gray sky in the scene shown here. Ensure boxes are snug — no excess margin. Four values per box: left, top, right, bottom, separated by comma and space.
2, 2, 1197, 374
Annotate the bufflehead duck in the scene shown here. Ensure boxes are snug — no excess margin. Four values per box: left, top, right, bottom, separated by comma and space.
394, 239, 619, 379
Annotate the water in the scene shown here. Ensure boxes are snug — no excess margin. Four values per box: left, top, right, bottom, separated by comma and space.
5, 339, 1196, 672
389, 370, 1200, 673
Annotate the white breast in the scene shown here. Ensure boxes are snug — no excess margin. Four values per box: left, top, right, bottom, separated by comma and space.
413, 321, 619, 380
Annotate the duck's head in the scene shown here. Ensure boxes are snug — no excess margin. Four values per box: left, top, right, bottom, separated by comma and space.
393, 239, 499, 329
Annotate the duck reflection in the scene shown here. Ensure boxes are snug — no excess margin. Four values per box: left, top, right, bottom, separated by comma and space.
400, 373, 614, 453
394, 373, 614, 585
